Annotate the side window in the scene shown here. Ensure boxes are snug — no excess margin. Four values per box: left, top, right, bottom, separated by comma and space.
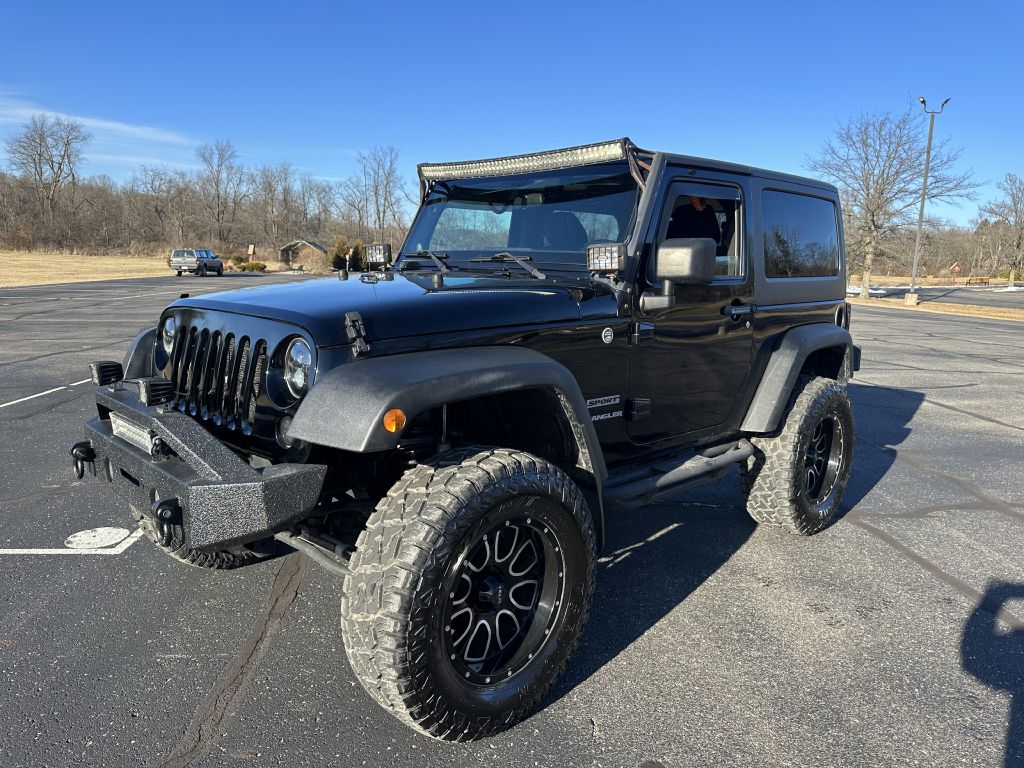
650, 182, 743, 282
762, 191, 839, 278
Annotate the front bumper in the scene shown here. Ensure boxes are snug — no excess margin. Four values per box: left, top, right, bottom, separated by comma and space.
79, 385, 326, 550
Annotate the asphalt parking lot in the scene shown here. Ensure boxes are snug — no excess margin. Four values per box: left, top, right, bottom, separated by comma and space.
1, 276, 1022, 768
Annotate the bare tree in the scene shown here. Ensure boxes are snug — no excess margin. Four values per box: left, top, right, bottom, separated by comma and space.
195, 140, 247, 243
4, 114, 92, 242
806, 108, 978, 294
980, 173, 1024, 287
357, 146, 408, 243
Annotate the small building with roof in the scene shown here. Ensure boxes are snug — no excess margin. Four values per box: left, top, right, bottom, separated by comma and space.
278, 239, 328, 267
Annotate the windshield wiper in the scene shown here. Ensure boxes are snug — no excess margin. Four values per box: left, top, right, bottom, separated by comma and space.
468, 252, 546, 280
400, 250, 450, 274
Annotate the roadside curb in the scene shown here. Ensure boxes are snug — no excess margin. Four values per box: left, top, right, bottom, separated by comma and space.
849, 296, 1024, 322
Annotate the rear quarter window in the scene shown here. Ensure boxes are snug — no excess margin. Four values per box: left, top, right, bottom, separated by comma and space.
762, 191, 839, 278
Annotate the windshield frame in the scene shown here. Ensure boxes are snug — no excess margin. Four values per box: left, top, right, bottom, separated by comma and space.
398, 161, 641, 274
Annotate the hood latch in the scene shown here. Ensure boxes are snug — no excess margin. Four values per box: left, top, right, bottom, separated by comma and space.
345, 312, 371, 357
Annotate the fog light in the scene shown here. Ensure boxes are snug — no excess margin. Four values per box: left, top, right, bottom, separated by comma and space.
382, 408, 406, 433
90, 360, 124, 386
277, 416, 295, 449
587, 243, 626, 272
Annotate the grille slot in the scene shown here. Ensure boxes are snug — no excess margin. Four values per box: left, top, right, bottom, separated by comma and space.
166, 324, 266, 431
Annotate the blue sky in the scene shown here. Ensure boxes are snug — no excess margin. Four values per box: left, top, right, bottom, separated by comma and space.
1, 0, 1020, 225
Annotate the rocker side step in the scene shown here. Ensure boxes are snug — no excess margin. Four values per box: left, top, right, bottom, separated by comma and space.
604, 439, 756, 504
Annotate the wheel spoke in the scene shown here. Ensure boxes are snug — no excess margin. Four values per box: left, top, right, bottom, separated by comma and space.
493, 525, 518, 564
464, 619, 493, 662
465, 538, 490, 572
508, 579, 539, 611
495, 609, 521, 649
508, 540, 538, 577
450, 606, 474, 647
453, 573, 472, 605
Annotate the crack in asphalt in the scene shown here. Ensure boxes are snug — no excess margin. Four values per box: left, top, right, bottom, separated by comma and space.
847, 517, 1024, 631
856, 376, 1024, 434
0, 482, 104, 505
0, 337, 136, 370
0, 390, 93, 422
149, 554, 307, 768
882, 446, 1024, 523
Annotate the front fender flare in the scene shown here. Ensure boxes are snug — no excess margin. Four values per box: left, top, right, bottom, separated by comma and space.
289, 346, 608, 547
289, 346, 607, 481
123, 326, 157, 379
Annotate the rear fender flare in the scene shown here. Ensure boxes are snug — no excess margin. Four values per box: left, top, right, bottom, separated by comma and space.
741, 324, 854, 434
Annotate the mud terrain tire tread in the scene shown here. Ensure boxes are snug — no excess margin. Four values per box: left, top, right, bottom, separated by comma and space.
740, 376, 854, 535
341, 446, 596, 741
132, 507, 260, 569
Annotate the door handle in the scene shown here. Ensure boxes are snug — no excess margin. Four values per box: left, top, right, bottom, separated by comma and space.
723, 302, 756, 319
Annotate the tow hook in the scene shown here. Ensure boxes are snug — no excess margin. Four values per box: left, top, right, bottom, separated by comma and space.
149, 498, 181, 547
70, 441, 96, 479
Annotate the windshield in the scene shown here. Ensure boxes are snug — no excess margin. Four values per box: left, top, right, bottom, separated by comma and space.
402, 162, 638, 271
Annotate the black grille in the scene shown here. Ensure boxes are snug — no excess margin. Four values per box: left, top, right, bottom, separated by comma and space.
167, 323, 267, 435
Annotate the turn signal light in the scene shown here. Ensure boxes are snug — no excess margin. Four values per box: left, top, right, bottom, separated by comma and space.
382, 408, 406, 433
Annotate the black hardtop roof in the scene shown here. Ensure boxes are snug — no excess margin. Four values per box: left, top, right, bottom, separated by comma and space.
656, 150, 838, 193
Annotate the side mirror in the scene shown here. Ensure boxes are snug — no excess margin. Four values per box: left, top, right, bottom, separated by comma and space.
640, 237, 717, 313
655, 237, 717, 284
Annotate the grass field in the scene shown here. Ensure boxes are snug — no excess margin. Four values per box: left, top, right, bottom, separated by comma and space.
0, 251, 171, 287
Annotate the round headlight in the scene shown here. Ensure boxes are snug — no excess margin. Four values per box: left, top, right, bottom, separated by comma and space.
161, 316, 176, 354
284, 338, 313, 398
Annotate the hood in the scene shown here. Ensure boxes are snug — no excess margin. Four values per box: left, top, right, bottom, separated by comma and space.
173, 272, 604, 347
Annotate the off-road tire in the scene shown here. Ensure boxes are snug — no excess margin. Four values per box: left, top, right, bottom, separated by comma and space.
129, 505, 260, 569
199, 265, 207, 277
175, 271, 182, 277
216, 265, 223, 276
740, 376, 854, 535
341, 446, 597, 741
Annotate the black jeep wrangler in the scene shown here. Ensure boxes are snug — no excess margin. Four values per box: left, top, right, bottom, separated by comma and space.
72, 139, 858, 741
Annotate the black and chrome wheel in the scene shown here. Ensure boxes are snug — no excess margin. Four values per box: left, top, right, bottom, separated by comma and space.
341, 447, 596, 741
741, 376, 854, 534
443, 511, 565, 686
803, 415, 845, 504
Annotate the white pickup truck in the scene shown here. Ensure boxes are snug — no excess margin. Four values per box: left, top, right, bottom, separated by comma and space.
169, 248, 223, 277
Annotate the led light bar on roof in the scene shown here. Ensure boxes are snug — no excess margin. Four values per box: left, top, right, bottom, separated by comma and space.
418, 139, 631, 182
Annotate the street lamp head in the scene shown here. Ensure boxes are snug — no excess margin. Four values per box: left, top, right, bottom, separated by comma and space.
918, 96, 927, 105
941, 97, 951, 107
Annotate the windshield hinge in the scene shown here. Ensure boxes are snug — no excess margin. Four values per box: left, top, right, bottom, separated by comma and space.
345, 312, 371, 357
630, 321, 656, 345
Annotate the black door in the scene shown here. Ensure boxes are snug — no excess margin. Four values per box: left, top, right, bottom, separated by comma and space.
626, 179, 754, 445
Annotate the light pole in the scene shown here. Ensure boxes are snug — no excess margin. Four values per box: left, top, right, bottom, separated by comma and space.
907, 96, 950, 304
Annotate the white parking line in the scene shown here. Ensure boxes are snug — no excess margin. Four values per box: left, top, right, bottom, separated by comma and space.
70, 378, 92, 386
0, 528, 144, 556
0, 386, 67, 409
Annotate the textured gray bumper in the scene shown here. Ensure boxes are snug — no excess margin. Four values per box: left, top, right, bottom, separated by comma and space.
83, 387, 326, 550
